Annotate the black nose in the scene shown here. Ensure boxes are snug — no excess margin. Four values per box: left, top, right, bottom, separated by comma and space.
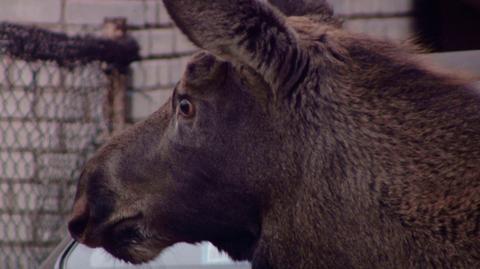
68, 168, 115, 246
68, 195, 90, 242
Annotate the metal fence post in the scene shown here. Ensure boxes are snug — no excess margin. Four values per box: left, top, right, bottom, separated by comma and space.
103, 18, 129, 134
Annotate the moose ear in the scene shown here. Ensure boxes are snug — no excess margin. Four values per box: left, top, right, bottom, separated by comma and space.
163, 0, 308, 99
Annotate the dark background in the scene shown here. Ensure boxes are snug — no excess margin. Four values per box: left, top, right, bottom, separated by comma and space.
414, 0, 480, 51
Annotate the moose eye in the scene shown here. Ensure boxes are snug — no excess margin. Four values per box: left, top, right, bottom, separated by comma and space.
178, 98, 195, 118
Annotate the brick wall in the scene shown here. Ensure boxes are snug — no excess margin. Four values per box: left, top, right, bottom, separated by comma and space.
334, 0, 414, 42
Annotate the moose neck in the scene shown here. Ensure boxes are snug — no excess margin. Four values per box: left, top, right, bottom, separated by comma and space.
251, 27, 480, 267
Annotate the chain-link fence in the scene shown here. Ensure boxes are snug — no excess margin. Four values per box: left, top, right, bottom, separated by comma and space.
0, 21, 138, 268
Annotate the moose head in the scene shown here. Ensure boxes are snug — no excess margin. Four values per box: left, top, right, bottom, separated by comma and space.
68, 49, 285, 262
69, 0, 480, 268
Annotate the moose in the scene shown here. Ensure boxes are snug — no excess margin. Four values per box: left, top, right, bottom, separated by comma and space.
68, 0, 480, 268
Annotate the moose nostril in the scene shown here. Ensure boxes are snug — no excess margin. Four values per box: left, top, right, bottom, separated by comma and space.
68, 195, 90, 241
68, 214, 89, 241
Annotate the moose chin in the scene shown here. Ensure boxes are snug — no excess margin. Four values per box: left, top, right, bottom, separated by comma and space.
68, 0, 480, 268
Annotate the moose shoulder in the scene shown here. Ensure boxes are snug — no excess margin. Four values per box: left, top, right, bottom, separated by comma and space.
68, 0, 480, 268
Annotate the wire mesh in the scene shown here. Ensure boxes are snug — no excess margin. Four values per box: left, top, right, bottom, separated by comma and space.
0, 22, 138, 268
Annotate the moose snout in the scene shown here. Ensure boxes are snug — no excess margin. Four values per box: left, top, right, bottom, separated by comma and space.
68, 194, 93, 243
68, 167, 116, 247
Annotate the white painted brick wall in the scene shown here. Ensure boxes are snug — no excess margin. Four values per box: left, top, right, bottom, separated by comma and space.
131, 28, 196, 58
131, 60, 166, 89
328, 0, 413, 16
65, 0, 158, 26
129, 55, 191, 120
157, 1, 173, 25
0, 0, 62, 24
173, 28, 197, 54
345, 17, 414, 41
132, 28, 176, 58
131, 56, 189, 89
130, 89, 172, 120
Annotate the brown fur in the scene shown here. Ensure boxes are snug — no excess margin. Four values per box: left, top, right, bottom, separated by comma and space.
69, 1, 480, 268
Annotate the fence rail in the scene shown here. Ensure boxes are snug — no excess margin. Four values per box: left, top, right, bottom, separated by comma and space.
0, 20, 138, 268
